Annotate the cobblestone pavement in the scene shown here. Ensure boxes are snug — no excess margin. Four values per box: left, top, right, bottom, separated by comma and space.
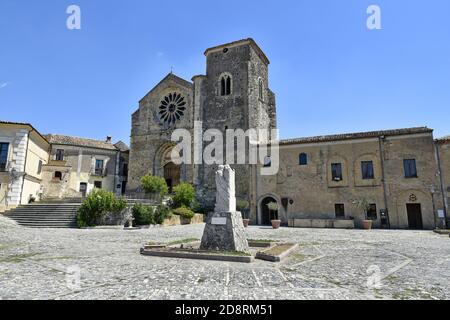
0, 216, 449, 300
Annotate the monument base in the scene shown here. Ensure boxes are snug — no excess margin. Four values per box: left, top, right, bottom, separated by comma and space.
200, 211, 250, 253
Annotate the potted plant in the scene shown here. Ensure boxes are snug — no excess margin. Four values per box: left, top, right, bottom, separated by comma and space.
237, 199, 250, 228
267, 202, 281, 229
353, 198, 373, 230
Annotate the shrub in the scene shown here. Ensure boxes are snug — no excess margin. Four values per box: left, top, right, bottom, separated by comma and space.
132, 203, 155, 225
173, 183, 196, 208
141, 174, 168, 196
154, 205, 172, 225
236, 199, 249, 212
77, 189, 127, 227
173, 207, 195, 219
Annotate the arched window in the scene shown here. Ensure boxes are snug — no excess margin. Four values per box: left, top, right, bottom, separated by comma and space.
219, 74, 232, 96
299, 153, 308, 166
258, 78, 264, 100
54, 171, 62, 181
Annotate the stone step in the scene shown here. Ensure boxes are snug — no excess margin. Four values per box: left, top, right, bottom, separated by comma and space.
5, 203, 81, 228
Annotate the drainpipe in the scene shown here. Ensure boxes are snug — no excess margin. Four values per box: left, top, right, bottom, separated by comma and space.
378, 136, 390, 228
19, 129, 31, 205
434, 143, 447, 228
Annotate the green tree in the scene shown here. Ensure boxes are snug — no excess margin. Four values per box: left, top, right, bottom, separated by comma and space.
140, 174, 168, 197
77, 189, 127, 227
132, 203, 155, 225
154, 205, 172, 224
173, 183, 196, 208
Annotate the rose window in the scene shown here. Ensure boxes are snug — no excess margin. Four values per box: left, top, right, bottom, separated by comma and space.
159, 92, 186, 125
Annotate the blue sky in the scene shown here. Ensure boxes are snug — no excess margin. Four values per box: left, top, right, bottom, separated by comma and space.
1, 0, 449, 145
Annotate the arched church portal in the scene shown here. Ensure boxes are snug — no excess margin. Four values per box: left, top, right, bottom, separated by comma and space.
260, 196, 279, 226
164, 162, 180, 194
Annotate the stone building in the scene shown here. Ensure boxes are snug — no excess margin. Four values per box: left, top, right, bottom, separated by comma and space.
0, 121, 50, 212
127, 38, 448, 230
435, 136, 450, 222
257, 127, 445, 229
42, 134, 129, 200
0, 121, 129, 212
128, 38, 276, 205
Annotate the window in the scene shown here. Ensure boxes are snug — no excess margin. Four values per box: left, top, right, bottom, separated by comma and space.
263, 156, 271, 168
404, 159, 417, 178
95, 159, 104, 176
335, 204, 345, 219
54, 171, 62, 181
220, 74, 232, 96
258, 78, 264, 100
56, 149, 64, 161
37, 160, 43, 175
299, 153, 308, 166
94, 181, 102, 189
367, 204, 377, 220
331, 163, 343, 181
0, 143, 9, 171
361, 161, 374, 180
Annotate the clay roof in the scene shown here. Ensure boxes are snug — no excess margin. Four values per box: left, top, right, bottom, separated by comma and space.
280, 127, 433, 146
204, 38, 270, 65
44, 134, 117, 150
114, 140, 130, 152
436, 135, 450, 144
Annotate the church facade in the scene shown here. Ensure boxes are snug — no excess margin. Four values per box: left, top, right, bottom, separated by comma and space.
128, 38, 448, 230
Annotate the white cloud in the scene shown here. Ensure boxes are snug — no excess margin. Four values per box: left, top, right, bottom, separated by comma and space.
0, 82, 10, 89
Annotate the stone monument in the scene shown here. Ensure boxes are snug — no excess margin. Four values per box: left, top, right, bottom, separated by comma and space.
200, 165, 250, 253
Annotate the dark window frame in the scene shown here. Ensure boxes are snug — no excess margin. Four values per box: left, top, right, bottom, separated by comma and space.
361, 161, 375, 180
220, 75, 232, 96
54, 171, 62, 181
299, 153, 308, 166
94, 181, 102, 189
0, 142, 9, 171
403, 159, 418, 178
55, 149, 64, 161
95, 159, 104, 176
331, 163, 343, 181
37, 160, 43, 175
258, 78, 264, 100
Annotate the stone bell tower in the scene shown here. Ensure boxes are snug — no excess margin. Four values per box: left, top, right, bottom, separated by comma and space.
192, 38, 277, 210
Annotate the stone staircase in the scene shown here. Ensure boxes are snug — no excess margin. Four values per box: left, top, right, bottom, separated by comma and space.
4, 203, 81, 228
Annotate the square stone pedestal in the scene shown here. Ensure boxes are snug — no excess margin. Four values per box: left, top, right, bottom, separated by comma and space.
200, 211, 250, 253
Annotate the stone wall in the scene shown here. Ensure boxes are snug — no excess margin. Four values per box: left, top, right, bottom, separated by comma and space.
41, 144, 121, 199
255, 131, 444, 229
436, 139, 450, 224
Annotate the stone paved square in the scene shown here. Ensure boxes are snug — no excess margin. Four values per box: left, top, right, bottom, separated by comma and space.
0, 217, 449, 300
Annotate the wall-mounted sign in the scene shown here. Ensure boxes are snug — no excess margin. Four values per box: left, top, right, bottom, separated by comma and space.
438, 210, 445, 218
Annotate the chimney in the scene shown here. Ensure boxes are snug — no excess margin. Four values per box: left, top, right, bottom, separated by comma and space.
106, 136, 112, 143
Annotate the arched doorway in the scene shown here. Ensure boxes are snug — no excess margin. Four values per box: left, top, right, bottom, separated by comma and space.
164, 162, 180, 194
261, 196, 278, 226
